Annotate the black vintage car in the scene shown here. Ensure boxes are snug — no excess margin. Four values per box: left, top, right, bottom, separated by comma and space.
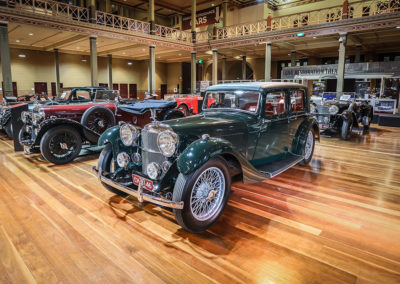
310, 95, 373, 140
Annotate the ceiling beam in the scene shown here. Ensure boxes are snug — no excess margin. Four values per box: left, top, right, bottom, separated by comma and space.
98, 44, 145, 56
44, 34, 87, 51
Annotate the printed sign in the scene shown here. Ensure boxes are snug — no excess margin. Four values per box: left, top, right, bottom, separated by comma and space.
200, 81, 210, 92
132, 174, 154, 191
182, 6, 221, 30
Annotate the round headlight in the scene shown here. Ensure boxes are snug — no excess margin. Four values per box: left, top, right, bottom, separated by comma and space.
310, 104, 316, 113
147, 162, 161, 180
157, 130, 179, 157
328, 105, 339, 114
21, 111, 28, 123
120, 123, 139, 146
116, 152, 130, 168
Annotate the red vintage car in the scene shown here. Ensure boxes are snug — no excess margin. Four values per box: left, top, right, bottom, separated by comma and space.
169, 95, 204, 115
19, 90, 184, 165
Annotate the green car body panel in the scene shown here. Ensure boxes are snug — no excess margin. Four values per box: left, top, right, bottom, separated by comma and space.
98, 82, 320, 190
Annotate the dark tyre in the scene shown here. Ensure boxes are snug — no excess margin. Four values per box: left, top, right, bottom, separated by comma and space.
299, 128, 315, 166
341, 119, 353, 140
162, 109, 185, 120
5, 120, 13, 138
40, 125, 82, 165
362, 115, 371, 132
177, 104, 190, 116
81, 105, 116, 143
97, 144, 128, 196
172, 157, 231, 233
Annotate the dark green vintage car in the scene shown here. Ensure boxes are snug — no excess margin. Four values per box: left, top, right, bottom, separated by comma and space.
94, 82, 320, 233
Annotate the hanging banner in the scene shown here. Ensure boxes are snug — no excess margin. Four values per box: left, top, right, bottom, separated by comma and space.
182, 5, 221, 30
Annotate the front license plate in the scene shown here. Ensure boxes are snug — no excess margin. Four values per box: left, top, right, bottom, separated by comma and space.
132, 174, 154, 191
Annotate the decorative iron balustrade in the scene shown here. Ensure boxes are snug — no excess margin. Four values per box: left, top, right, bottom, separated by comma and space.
197, 0, 400, 43
0, 0, 193, 43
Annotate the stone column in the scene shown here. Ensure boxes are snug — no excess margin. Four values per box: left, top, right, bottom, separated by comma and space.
191, 52, 197, 94
107, 54, 112, 88
191, 0, 196, 42
149, 0, 155, 34
223, 0, 228, 27
212, 49, 218, 85
89, 0, 96, 23
355, 45, 361, 63
265, 42, 272, 81
291, 50, 296, 66
336, 33, 347, 97
90, 36, 98, 86
242, 55, 246, 80
54, 49, 61, 96
149, 45, 155, 94
222, 57, 227, 82
105, 0, 111, 13
0, 23, 13, 98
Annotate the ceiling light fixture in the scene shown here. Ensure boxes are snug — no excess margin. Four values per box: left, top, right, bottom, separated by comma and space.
18, 54, 26, 58
128, 62, 133, 65
178, 53, 182, 56
28, 33, 33, 36
396, 26, 400, 29
76, 46, 80, 49
16, 39, 20, 43
81, 59, 87, 62
313, 36, 317, 39
122, 52, 126, 54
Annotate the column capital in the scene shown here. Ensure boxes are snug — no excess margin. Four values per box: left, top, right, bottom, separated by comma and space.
191, 51, 197, 54
0, 21, 8, 27
212, 49, 218, 52
90, 35, 97, 39
265, 41, 272, 45
54, 48, 59, 52
107, 53, 112, 57
149, 45, 156, 48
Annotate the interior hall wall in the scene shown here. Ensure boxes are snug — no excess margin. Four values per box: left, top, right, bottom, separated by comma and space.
0, 48, 173, 96
167, 63, 182, 93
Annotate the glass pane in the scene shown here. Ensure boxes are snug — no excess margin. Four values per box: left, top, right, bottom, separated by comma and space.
265, 91, 285, 116
203, 91, 260, 113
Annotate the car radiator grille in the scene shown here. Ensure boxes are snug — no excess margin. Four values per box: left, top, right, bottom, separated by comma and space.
316, 105, 329, 114
141, 125, 167, 177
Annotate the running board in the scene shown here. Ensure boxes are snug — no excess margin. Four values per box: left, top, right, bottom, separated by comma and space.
255, 154, 304, 178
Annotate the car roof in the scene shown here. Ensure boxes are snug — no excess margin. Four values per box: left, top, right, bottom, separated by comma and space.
206, 82, 306, 91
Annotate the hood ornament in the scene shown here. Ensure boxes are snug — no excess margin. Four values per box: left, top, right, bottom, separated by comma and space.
150, 108, 158, 123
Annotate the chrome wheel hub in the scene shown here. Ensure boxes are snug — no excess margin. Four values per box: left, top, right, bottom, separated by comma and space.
190, 167, 225, 221
60, 142, 68, 150
304, 130, 314, 160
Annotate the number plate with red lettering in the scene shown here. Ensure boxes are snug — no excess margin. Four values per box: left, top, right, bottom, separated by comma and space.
132, 174, 154, 191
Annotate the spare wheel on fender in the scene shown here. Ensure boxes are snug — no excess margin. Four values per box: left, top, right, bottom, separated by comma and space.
81, 105, 116, 144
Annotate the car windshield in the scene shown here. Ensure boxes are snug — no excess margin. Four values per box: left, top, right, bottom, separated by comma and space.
203, 91, 260, 114
94, 90, 118, 102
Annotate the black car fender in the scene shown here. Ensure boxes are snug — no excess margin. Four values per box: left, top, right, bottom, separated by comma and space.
34, 118, 99, 145
291, 116, 320, 156
176, 136, 267, 184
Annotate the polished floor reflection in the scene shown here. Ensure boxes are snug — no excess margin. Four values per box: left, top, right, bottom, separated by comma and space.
0, 125, 399, 283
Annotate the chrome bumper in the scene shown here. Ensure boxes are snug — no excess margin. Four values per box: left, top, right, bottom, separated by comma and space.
93, 167, 184, 210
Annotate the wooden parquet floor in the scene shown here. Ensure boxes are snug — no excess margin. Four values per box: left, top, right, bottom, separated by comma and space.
0, 125, 399, 284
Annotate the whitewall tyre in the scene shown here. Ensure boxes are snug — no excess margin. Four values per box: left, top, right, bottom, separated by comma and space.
300, 129, 315, 166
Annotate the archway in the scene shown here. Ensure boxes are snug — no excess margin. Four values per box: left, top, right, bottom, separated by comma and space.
227, 61, 254, 80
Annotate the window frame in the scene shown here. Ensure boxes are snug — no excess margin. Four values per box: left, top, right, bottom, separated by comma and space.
263, 89, 288, 119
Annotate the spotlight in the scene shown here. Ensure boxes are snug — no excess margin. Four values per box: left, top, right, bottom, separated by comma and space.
28, 33, 33, 36
127, 62, 133, 65
18, 54, 26, 58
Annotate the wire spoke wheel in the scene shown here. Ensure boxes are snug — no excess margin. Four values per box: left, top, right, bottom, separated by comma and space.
48, 132, 78, 159
304, 130, 314, 160
189, 167, 225, 221
86, 111, 110, 134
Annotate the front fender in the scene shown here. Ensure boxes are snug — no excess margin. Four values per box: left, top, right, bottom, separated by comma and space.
341, 110, 353, 121
177, 137, 268, 184
35, 118, 91, 144
98, 125, 120, 146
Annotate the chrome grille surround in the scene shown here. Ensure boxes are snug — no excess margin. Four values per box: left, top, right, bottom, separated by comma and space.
141, 122, 174, 178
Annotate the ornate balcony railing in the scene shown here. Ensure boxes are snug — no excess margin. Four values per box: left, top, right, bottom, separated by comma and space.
0, 0, 193, 43
197, 0, 400, 43
154, 24, 192, 43
96, 11, 150, 34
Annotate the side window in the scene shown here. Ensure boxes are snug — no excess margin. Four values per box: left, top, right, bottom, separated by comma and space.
290, 89, 304, 113
265, 91, 286, 117
74, 90, 91, 101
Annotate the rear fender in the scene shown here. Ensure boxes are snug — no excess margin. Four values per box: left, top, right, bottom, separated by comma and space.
177, 137, 267, 184
292, 116, 320, 156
